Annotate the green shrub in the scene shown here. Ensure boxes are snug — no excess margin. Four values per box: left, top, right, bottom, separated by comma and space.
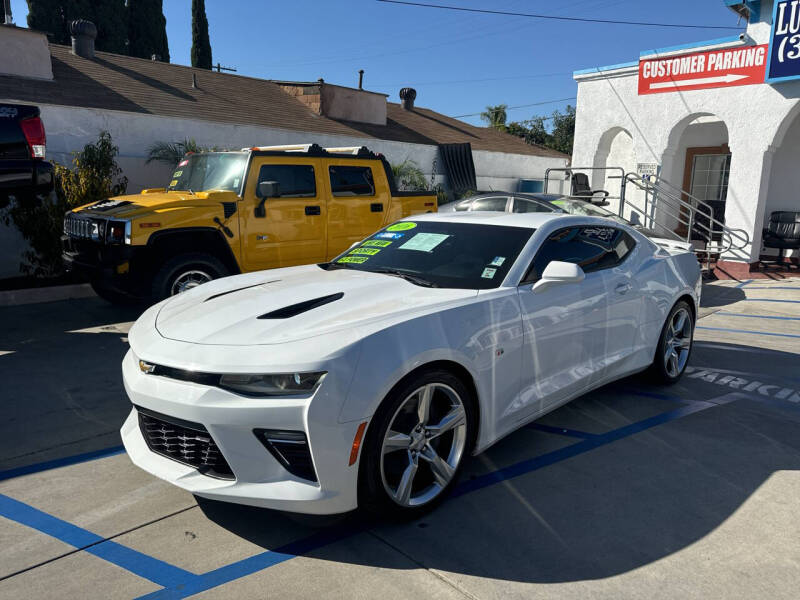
1, 131, 128, 277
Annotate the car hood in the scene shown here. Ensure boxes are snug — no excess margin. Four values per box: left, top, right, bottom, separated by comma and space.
155, 265, 478, 346
71, 190, 239, 219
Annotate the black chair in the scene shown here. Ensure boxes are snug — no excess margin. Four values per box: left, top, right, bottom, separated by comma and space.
571, 173, 609, 205
761, 211, 800, 268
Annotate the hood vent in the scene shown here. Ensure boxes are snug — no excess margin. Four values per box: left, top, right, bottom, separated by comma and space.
258, 292, 344, 319
204, 280, 280, 303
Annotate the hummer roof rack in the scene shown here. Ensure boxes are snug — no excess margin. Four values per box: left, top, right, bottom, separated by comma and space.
243, 143, 379, 159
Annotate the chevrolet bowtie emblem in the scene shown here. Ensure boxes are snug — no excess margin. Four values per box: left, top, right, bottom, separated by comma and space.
139, 360, 156, 374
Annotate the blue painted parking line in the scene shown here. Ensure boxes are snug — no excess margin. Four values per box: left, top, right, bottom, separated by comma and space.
714, 311, 800, 321
0, 494, 196, 588
142, 397, 720, 599
742, 287, 800, 290
0, 445, 126, 482
741, 298, 800, 304
735, 279, 751, 288
696, 325, 800, 339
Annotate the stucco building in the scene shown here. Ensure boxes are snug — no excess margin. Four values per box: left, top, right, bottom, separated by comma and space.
571, 0, 800, 277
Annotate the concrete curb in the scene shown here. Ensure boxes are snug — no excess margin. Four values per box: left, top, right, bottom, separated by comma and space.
0, 283, 96, 307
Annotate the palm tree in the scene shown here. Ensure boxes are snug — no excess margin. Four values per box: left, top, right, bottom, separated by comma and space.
480, 104, 508, 131
390, 159, 429, 191
145, 138, 208, 166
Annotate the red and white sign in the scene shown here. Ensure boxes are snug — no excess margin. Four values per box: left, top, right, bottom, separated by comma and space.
638, 44, 768, 95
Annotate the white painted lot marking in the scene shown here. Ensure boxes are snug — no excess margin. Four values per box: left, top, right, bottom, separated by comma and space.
686, 366, 800, 403
67, 322, 135, 335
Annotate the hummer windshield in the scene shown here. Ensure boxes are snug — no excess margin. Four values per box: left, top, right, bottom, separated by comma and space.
167, 152, 248, 194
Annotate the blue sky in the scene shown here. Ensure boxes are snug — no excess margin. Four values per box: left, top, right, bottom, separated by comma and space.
10, 0, 744, 126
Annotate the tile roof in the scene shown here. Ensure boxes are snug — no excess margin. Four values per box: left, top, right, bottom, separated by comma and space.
0, 44, 568, 159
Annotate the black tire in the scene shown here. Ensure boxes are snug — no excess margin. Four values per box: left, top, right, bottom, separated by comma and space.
358, 368, 477, 520
90, 280, 142, 305
650, 300, 695, 384
151, 252, 229, 301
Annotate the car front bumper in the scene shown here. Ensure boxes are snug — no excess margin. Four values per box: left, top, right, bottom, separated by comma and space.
120, 349, 365, 515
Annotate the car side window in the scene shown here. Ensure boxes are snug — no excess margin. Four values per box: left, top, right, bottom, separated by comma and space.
522, 226, 636, 283
258, 164, 316, 198
470, 196, 508, 212
329, 165, 375, 196
512, 198, 554, 213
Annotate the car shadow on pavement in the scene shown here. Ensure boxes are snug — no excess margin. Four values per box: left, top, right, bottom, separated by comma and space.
198, 342, 800, 585
699, 284, 745, 310
0, 297, 145, 471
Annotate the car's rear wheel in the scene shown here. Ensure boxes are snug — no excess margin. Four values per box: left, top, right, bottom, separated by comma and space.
651, 300, 694, 383
359, 368, 475, 519
151, 253, 228, 301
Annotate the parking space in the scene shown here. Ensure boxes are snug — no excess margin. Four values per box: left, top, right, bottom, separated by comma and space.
1, 278, 800, 599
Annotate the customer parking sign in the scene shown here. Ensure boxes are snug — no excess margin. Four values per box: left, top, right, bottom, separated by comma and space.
767, 0, 800, 82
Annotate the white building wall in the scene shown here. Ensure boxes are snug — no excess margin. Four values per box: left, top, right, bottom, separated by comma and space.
0, 102, 567, 278
572, 60, 800, 262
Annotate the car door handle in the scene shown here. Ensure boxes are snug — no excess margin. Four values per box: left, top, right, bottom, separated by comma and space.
370, 203, 384, 213
615, 282, 632, 294
305, 205, 321, 216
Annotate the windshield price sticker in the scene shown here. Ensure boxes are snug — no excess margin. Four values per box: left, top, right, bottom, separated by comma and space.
362, 240, 392, 248
350, 247, 381, 256
178, 159, 189, 167
169, 179, 178, 187
337, 256, 369, 264
481, 267, 497, 279
387, 222, 417, 232
399, 233, 450, 252
173, 170, 183, 177
490, 256, 506, 267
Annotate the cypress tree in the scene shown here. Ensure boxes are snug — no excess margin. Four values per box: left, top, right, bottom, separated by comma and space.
191, 0, 212, 69
27, 0, 128, 54
127, 0, 169, 62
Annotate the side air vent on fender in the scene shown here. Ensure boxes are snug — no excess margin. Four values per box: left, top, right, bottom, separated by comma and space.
257, 292, 344, 319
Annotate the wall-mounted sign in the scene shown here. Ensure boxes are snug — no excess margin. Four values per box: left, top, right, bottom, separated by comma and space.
636, 163, 659, 181
638, 45, 768, 95
766, 0, 800, 82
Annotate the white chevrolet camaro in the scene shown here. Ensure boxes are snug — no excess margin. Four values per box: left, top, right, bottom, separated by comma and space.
121, 212, 701, 517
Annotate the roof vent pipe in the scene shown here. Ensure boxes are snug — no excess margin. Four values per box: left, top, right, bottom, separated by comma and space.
192, 72, 198, 88
70, 19, 97, 59
3, 0, 13, 25
358, 69, 364, 90
399, 87, 416, 110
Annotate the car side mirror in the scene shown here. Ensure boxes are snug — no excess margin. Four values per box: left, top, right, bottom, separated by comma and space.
532, 261, 585, 293
255, 181, 280, 218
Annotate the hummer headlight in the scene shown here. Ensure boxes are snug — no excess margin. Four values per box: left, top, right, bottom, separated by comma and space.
107, 220, 131, 244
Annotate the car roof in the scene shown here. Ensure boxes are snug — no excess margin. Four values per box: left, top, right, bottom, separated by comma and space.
402, 210, 583, 229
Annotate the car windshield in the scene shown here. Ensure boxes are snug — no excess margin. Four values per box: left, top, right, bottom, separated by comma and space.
323, 220, 533, 289
167, 152, 248, 193
552, 198, 629, 224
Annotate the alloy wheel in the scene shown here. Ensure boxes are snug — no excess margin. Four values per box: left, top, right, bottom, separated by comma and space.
663, 307, 692, 378
380, 383, 467, 507
171, 269, 213, 295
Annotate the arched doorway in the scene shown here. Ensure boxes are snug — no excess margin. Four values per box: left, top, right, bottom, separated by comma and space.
661, 114, 730, 239
592, 127, 634, 216
762, 102, 800, 261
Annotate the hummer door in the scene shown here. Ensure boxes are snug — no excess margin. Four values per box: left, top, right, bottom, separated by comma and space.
325, 161, 390, 260
241, 158, 326, 271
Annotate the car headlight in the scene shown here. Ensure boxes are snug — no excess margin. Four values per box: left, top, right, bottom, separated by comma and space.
106, 220, 131, 244
218, 372, 326, 397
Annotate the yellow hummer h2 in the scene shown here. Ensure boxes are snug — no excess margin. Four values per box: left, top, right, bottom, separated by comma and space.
63, 144, 437, 303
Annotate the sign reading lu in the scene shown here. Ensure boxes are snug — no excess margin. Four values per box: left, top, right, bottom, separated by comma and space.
767, 0, 800, 82
638, 45, 768, 95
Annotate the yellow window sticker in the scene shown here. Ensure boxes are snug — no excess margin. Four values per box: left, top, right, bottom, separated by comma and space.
399, 233, 449, 252
337, 256, 369, 264
362, 240, 392, 247
350, 247, 381, 256
386, 222, 417, 232
169, 179, 178, 187
173, 170, 183, 177
481, 267, 497, 279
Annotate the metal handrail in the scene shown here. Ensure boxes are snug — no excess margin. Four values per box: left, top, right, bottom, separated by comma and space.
543, 166, 626, 200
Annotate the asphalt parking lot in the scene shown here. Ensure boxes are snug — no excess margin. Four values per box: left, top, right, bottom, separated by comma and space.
1, 276, 799, 599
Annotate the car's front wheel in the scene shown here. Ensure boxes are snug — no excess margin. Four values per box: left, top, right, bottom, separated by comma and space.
359, 368, 475, 519
651, 300, 694, 383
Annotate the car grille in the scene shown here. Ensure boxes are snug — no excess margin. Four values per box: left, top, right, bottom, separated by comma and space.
64, 214, 101, 240
136, 406, 234, 480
